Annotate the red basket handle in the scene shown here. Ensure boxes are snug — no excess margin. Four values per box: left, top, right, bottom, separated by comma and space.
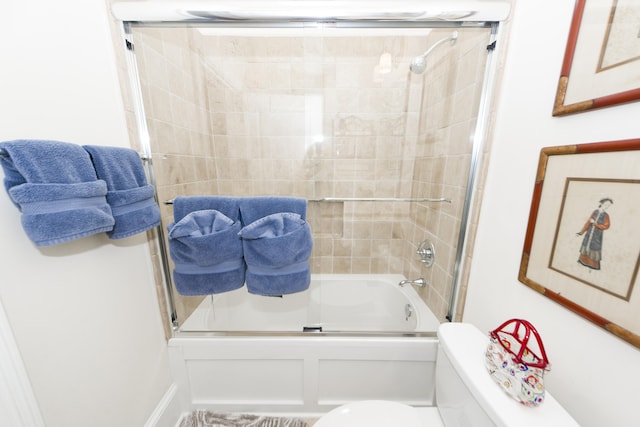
490, 318, 550, 370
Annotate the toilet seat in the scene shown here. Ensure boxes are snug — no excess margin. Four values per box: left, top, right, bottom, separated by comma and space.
314, 400, 428, 427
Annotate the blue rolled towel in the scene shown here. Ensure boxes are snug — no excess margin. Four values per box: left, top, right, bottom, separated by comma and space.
238, 196, 307, 225
168, 197, 245, 296
0, 139, 114, 246
238, 212, 313, 296
83, 145, 161, 239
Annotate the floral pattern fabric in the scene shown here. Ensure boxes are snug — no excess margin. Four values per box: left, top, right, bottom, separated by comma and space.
485, 335, 546, 407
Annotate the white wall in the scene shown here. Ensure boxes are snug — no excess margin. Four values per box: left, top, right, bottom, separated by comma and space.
465, 1, 640, 426
0, 1, 172, 427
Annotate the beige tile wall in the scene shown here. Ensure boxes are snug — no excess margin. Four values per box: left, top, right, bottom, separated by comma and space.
129, 26, 490, 327
404, 30, 491, 321
133, 27, 217, 322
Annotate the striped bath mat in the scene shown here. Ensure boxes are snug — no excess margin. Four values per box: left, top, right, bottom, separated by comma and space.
180, 410, 309, 427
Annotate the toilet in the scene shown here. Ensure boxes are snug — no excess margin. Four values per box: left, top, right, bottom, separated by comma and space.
315, 323, 579, 427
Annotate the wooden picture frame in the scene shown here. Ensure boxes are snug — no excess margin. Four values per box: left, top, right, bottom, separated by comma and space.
552, 0, 640, 116
519, 139, 640, 349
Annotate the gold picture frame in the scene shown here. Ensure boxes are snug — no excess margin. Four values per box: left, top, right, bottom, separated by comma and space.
553, 0, 640, 116
519, 139, 640, 349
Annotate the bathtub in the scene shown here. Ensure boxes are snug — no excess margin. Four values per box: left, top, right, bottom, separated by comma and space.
178, 274, 440, 333
169, 274, 441, 414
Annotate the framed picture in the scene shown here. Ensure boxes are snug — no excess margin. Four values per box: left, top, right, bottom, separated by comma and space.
519, 139, 640, 349
552, 0, 640, 116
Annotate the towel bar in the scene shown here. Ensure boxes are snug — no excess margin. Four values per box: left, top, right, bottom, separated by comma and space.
0, 147, 149, 161
164, 197, 451, 205
309, 197, 452, 203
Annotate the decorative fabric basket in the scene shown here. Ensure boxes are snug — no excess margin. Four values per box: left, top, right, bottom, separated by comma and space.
485, 318, 550, 407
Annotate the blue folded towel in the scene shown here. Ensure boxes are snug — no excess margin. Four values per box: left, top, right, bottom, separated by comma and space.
238, 196, 307, 224
168, 197, 245, 295
238, 212, 313, 296
0, 139, 114, 246
172, 196, 241, 222
83, 145, 161, 239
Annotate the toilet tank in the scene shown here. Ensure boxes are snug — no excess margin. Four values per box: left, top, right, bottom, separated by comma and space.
435, 323, 580, 427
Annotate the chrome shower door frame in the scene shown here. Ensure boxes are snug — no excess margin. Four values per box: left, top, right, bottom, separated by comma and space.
116, 11, 506, 333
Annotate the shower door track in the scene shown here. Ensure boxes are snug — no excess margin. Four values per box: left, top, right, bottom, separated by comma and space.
111, 0, 511, 25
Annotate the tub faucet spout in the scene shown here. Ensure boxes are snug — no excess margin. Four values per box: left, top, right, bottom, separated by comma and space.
399, 278, 426, 287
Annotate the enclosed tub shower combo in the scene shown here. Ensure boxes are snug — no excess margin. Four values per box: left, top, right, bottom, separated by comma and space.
111, 0, 510, 415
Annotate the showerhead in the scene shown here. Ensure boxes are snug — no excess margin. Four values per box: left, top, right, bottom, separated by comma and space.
409, 56, 429, 74
410, 31, 458, 74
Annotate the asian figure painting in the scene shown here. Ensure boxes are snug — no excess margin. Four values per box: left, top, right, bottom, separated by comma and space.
518, 139, 640, 350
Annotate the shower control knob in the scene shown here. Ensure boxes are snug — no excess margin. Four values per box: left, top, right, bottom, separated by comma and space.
416, 240, 435, 267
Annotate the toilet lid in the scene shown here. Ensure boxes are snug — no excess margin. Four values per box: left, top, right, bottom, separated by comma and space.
314, 400, 424, 427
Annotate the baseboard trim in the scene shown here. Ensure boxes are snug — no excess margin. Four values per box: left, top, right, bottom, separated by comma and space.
145, 383, 185, 427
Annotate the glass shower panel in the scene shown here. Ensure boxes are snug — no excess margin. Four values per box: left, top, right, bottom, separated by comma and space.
128, 25, 491, 331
